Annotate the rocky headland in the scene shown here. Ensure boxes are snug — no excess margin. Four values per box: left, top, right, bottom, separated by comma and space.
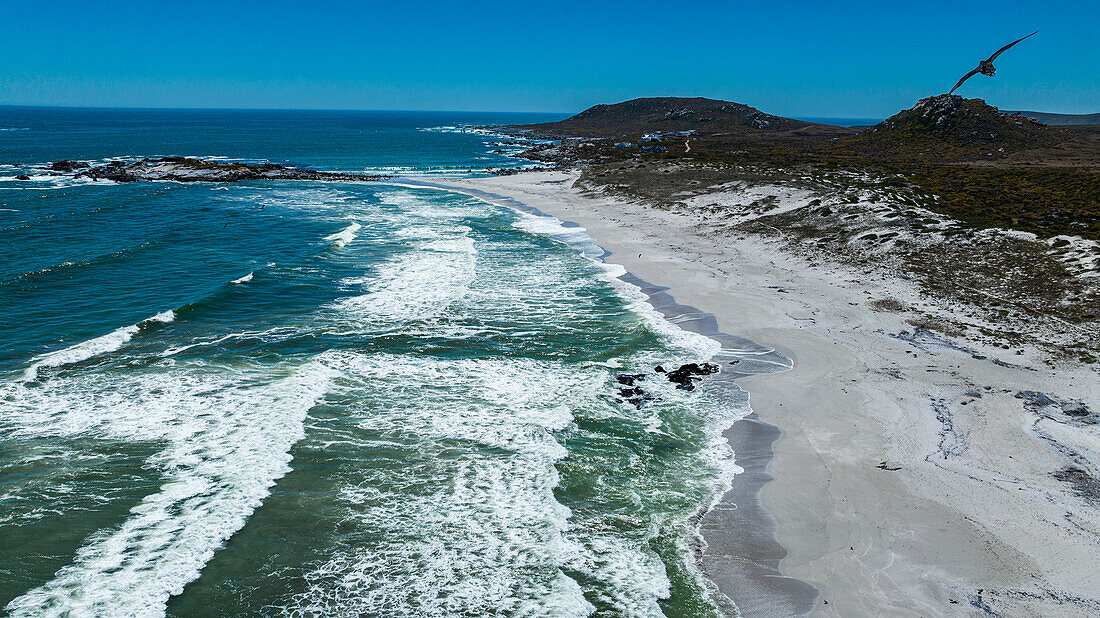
47, 157, 389, 183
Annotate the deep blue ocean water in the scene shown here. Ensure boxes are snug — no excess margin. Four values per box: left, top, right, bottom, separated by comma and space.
0, 107, 781, 617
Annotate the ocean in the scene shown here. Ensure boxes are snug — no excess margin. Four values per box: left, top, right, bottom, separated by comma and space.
0, 107, 787, 617
793, 117, 882, 127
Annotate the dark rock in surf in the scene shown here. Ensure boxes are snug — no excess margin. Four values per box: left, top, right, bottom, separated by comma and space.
623, 390, 658, 408
48, 160, 89, 172
664, 362, 720, 390
612, 373, 660, 409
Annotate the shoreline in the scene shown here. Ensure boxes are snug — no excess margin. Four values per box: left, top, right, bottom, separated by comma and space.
437, 170, 1100, 616
394, 178, 819, 614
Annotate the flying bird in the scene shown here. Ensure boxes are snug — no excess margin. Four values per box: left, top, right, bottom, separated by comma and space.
949, 31, 1037, 94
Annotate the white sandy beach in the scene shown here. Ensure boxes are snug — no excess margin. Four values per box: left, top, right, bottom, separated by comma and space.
446, 171, 1100, 617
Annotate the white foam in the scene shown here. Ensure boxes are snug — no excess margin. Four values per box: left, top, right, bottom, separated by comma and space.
159, 328, 287, 358
2, 360, 337, 618
324, 222, 361, 247
333, 235, 476, 327
21, 310, 176, 382
392, 182, 722, 358
510, 207, 721, 358
0, 172, 119, 190
563, 534, 672, 616
275, 346, 743, 617
223, 187, 353, 214
279, 351, 597, 617
148, 310, 176, 324
231, 272, 254, 284
512, 212, 592, 245
381, 182, 763, 613
606, 274, 722, 359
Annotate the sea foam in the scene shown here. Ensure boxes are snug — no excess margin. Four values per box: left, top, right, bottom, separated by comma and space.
21, 310, 176, 382
398, 182, 722, 360
334, 234, 476, 327
324, 222, 361, 247
278, 351, 597, 617
2, 360, 337, 618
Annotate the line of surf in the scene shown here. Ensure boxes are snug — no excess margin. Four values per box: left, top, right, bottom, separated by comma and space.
324, 222, 360, 247
3, 361, 337, 617
21, 310, 176, 382
387, 176, 815, 615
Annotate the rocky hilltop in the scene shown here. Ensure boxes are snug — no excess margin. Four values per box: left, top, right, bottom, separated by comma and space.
846, 94, 1063, 159
57, 157, 388, 183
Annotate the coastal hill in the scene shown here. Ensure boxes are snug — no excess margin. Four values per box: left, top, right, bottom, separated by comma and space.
504, 94, 1098, 241
511, 94, 1084, 165
515, 97, 851, 139
844, 94, 1064, 159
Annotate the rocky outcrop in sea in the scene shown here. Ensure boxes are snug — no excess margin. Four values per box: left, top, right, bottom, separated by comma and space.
55, 157, 390, 183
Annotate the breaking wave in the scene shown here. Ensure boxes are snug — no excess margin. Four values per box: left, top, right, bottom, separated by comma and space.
324, 222, 361, 248
2, 360, 337, 618
21, 311, 176, 382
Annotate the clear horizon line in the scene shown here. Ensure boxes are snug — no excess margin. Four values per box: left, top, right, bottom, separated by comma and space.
0, 102, 576, 115
2, 101, 1092, 119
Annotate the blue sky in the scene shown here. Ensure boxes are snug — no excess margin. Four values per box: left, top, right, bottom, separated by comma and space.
1, 0, 1097, 116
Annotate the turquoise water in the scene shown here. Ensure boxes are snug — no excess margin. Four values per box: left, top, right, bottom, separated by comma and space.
0, 108, 779, 617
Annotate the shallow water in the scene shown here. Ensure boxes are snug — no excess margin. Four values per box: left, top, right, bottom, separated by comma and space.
0, 107, 777, 616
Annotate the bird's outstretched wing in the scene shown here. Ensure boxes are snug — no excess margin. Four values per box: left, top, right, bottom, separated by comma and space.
949, 66, 981, 94
987, 30, 1038, 62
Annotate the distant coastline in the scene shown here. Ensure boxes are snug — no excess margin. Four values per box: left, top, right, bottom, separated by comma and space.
792, 116, 882, 127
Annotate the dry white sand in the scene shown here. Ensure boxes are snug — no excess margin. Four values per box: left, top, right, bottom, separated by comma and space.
441, 171, 1100, 617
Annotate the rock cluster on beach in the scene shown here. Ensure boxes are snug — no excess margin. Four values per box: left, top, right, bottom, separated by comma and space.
52, 157, 390, 183
614, 373, 654, 407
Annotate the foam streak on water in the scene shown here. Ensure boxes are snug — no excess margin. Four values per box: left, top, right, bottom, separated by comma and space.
21, 311, 175, 382
324, 222, 360, 247
2, 361, 336, 617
